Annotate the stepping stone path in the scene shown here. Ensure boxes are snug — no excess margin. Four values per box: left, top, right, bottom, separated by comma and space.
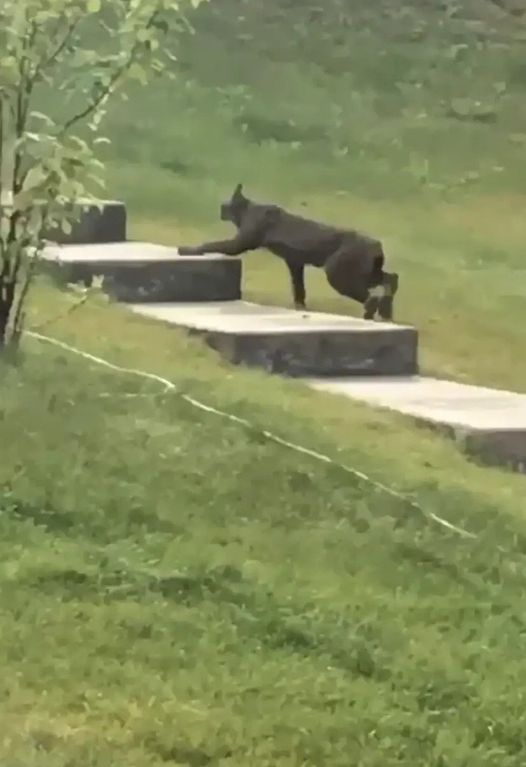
41, 200, 526, 473
44, 200, 127, 245
43, 242, 241, 303
308, 376, 526, 473
129, 301, 417, 377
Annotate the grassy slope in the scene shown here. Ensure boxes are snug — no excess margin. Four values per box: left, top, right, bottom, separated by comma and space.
3, 1, 526, 763
101, 0, 526, 390
1, 284, 526, 765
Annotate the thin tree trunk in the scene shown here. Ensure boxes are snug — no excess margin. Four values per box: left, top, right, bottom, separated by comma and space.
0, 301, 9, 349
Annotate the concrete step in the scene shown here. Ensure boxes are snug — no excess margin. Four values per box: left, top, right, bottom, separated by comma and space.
41, 242, 241, 303
43, 200, 127, 244
129, 300, 419, 377
307, 375, 526, 472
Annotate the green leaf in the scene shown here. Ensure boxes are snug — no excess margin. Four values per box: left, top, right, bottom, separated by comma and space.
86, 0, 102, 12
128, 62, 148, 86
137, 29, 151, 43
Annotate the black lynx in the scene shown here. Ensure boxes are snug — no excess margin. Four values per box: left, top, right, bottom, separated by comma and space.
179, 184, 399, 320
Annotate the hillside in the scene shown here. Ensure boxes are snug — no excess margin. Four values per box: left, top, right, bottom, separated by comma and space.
106, 0, 526, 207
5, 0, 526, 767
95, 0, 526, 391
2, 2, 526, 763
1, 284, 526, 764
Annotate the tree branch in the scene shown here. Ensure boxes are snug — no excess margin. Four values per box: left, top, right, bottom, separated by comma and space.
33, 16, 82, 84
61, 9, 160, 135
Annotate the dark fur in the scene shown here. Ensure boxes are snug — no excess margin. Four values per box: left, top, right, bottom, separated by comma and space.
179, 184, 399, 320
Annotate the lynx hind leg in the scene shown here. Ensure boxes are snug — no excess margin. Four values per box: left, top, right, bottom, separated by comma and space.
363, 273, 399, 321
378, 272, 399, 321
363, 288, 381, 320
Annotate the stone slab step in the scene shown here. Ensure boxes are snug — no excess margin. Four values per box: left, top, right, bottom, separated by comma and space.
41, 242, 241, 303
44, 200, 127, 245
307, 375, 526, 472
129, 300, 418, 377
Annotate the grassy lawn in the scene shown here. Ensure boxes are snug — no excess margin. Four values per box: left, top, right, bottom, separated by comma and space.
2, 0, 526, 763
0, 285, 526, 765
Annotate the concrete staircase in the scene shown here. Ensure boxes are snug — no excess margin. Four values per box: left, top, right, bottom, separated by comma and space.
41, 201, 526, 473
129, 301, 417, 378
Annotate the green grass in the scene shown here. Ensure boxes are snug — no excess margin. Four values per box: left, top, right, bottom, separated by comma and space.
3, 1, 526, 763
90, 0, 526, 391
1, 284, 526, 765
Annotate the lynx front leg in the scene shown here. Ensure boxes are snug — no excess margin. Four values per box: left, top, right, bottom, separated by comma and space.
286, 261, 307, 310
178, 237, 247, 257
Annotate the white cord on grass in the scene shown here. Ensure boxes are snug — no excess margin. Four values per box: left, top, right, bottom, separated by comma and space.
25, 330, 476, 540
